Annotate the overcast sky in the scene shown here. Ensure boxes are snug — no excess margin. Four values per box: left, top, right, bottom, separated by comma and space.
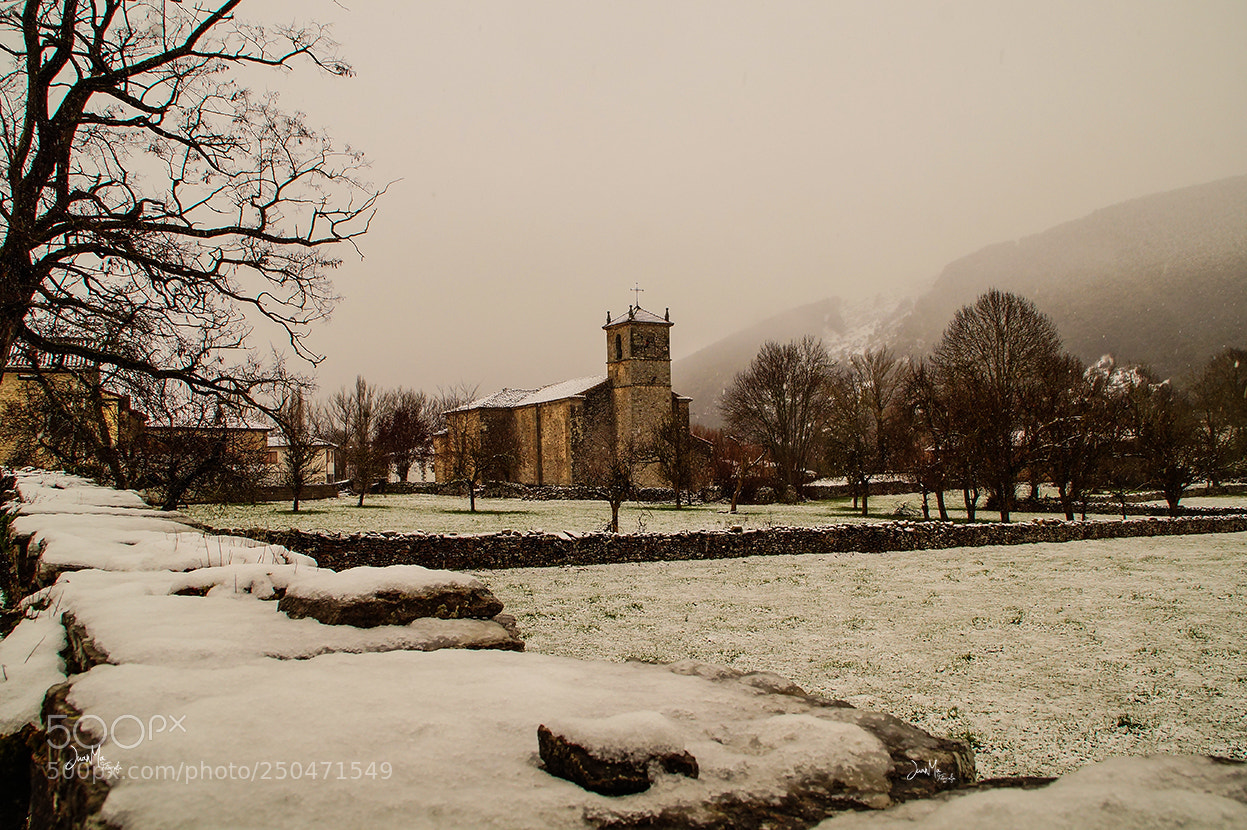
248, 0, 1247, 398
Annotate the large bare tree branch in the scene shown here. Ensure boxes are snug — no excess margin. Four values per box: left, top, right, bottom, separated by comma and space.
0, 0, 381, 413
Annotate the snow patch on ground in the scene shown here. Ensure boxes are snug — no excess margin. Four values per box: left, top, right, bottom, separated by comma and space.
816, 755, 1247, 829
480, 534, 1247, 779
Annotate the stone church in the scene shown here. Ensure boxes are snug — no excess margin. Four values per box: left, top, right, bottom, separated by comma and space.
433, 306, 694, 488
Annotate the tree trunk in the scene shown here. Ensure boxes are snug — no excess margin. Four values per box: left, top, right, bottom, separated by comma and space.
468, 480, 477, 512
963, 487, 977, 522
860, 479, 870, 517
610, 500, 620, 533
935, 489, 948, 521
1057, 482, 1074, 521
1164, 484, 1183, 517
921, 488, 930, 520
730, 475, 744, 514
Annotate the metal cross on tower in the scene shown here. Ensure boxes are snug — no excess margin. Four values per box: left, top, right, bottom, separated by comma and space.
632, 282, 644, 307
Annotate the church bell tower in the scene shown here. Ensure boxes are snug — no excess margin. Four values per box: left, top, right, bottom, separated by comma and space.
603, 306, 674, 465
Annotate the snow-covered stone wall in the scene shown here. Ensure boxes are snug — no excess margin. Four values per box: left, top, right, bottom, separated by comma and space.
213, 515, 1247, 572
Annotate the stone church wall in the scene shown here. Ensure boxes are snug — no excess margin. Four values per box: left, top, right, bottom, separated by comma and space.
537, 400, 574, 485
510, 406, 541, 484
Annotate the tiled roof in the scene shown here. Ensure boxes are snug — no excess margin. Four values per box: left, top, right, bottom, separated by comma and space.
604, 306, 671, 328
452, 375, 608, 412
5, 344, 95, 371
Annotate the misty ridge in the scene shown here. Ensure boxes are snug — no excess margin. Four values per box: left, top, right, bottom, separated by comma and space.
677, 175, 1247, 427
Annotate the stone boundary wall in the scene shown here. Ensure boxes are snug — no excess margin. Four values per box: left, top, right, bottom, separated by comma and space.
206, 514, 1247, 573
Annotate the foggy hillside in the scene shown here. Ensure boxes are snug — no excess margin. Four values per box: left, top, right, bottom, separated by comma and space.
673, 295, 907, 427
891, 175, 1247, 372
676, 175, 1247, 427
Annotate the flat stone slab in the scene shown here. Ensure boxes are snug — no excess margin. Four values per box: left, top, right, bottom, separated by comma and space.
538, 712, 699, 795
278, 564, 505, 626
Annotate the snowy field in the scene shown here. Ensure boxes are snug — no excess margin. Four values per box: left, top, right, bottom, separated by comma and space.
182, 490, 1247, 535
475, 533, 1247, 780
184, 491, 930, 535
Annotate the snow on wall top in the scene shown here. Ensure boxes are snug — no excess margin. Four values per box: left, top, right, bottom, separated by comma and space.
283, 564, 484, 602
541, 711, 687, 763
47, 567, 516, 667
11, 471, 314, 574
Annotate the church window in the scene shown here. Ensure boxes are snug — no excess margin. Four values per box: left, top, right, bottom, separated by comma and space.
615, 334, 623, 361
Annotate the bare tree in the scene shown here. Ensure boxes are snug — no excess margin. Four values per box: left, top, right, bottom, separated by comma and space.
137, 390, 267, 510
0, 0, 380, 410
431, 385, 480, 430
650, 414, 693, 508
1034, 354, 1137, 521
439, 410, 513, 513
825, 349, 906, 516
580, 429, 652, 533
721, 337, 834, 499
273, 387, 319, 513
689, 425, 769, 513
897, 361, 956, 520
1129, 370, 1201, 517
324, 376, 390, 507
377, 388, 434, 482
1189, 347, 1247, 486
932, 290, 1066, 522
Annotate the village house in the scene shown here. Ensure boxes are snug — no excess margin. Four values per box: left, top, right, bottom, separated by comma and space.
433, 306, 696, 489
262, 432, 344, 486
0, 349, 146, 470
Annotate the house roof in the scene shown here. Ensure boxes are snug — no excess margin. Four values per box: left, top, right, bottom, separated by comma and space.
267, 433, 336, 449
5, 344, 95, 371
603, 306, 672, 329
451, 375, 608, 413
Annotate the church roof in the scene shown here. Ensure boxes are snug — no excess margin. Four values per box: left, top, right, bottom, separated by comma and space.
603, 306, 672, 328
452, 375, 608, 412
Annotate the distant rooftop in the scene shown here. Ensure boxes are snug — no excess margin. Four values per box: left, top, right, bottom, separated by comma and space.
4, 343, 95, 371
451, 375, 608, 413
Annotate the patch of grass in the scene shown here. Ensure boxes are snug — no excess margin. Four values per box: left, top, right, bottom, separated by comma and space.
947, 726, 984, 751
438, 509, 536, 516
